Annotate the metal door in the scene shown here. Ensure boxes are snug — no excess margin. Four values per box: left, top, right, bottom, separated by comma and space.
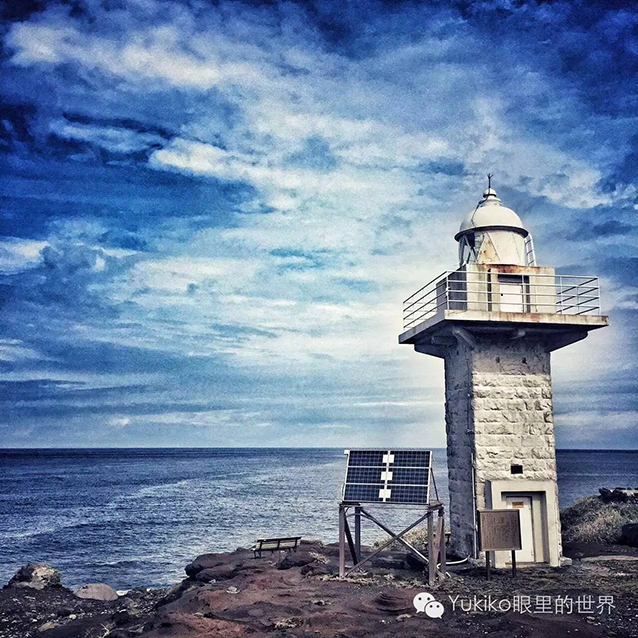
506, 496, 535, 562
499, 275, 524, 312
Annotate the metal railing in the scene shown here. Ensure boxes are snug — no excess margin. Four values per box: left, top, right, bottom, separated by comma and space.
403, 271, 601, 331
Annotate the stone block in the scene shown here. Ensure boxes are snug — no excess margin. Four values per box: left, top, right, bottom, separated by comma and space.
473, 409, 502, 423
502, 411, 522, 423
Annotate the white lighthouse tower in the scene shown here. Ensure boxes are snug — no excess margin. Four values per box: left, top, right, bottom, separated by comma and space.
399, 179, 608, 567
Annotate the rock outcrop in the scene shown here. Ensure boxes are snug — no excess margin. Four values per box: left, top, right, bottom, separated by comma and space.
5, 563, 61, 590
3, 541, 638, 638
621, 523, 638, 548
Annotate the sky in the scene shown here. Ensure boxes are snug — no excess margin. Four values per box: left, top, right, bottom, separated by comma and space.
0, 0, 636, 449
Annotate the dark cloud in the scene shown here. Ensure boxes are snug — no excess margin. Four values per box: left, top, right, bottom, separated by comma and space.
599, 257, 638, 287
0, 0, 45, 22
0, 379, 148, 401
1, 243, 121, 314
566, 219, 635, 241
285, 137, 338, 172
600, 134, 638, 192
419, 160, 467, 176
0, 154, 255, 241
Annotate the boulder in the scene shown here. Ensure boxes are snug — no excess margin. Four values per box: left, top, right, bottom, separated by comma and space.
195, 565, 238, 583
300, 563, 330, 577
6, 563, 61, 590
621, 523, 638, 548
74, 583, 119, 601
277, 552, 314, 570
185, 554, 227, 578
157, 581, 196, 607
370, 555, 406, 570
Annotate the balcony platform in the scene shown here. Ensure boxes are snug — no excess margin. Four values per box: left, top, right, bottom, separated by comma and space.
399, 308, 609, 351
399, 267, 609, 356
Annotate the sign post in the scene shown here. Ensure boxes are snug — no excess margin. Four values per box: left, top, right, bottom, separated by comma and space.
477, 509, 522, 580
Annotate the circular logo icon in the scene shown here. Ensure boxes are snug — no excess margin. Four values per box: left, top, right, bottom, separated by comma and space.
412, 592, 434, 613
425, 600, 445, 618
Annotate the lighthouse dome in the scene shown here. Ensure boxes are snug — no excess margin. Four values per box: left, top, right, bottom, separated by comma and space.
455, 188, 528, 240
455, 186, 533, 267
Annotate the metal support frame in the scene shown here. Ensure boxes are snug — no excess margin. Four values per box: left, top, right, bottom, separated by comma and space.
338, 502, 447, 587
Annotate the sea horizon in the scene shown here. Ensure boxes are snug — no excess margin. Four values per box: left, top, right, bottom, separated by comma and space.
2, 446, 637, 451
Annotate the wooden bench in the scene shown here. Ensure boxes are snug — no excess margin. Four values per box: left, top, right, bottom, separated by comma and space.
251, 536, 302, 558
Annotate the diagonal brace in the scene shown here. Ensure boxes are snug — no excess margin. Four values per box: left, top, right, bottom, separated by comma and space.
343, 509, 430, 577
360, 508, 430, 565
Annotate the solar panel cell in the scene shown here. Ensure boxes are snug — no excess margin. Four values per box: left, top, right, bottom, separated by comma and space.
388, 467, 429, 485
343, 484, 384, 502
346, 467, 384, 483
348, 451, 386, 467
391, 450, 431, 467
387, 485, 429, 504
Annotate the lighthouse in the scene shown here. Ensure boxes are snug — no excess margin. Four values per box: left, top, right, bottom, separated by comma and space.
399, 180, 609, 567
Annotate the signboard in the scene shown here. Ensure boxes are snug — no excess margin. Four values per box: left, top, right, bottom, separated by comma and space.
478, 509, 522, 552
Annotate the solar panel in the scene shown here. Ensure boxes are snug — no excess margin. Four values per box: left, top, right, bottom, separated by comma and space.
341, 449, 432, 505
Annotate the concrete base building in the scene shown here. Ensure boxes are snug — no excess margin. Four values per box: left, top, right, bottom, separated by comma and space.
399, 184, 608, 567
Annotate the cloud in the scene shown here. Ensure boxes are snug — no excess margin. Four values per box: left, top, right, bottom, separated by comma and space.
49, 119, 166, 154
108, 416, 131, 428
0, 239, 47, 273
556, 409, 638, 444
7, 23, 225, 89
0, 339, 48, 363
566, 219, 635, 241
0, 0, 637, 448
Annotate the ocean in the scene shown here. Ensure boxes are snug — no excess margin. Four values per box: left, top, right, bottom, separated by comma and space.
1, 448, 637, 589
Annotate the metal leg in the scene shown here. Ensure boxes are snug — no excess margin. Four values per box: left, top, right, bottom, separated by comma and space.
437, 511, 446, 577
428, 512, 436, 587
354, 506, 361, 562
339, 505, 346, 577
339, 502, 446, 583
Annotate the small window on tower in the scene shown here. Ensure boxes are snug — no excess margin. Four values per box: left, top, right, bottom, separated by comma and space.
511, 464, 523, 475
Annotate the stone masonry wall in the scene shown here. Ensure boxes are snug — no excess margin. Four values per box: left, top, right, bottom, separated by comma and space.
444, 339, 476, 558
472, 338, 557, 494
444, 335, 561, 560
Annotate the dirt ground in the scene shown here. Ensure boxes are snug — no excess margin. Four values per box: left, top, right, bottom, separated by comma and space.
1, 541, 637, 638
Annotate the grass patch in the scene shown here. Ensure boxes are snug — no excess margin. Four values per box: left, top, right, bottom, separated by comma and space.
373, 526, 430, 551
561, 496, 638, 545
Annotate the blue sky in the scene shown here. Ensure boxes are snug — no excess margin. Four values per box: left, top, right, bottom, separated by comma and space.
0, 0, 636, 448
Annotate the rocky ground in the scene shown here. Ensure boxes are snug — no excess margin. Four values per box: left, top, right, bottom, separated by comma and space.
1, 542, 638, 638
